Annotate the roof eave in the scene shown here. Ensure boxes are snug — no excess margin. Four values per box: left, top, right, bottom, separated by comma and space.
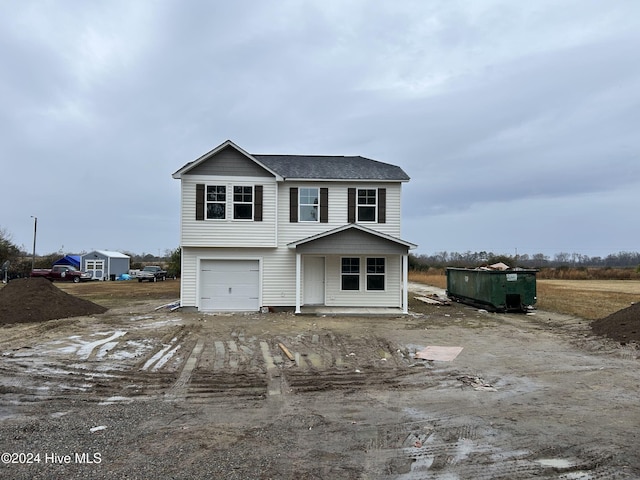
279, 177, 410, 183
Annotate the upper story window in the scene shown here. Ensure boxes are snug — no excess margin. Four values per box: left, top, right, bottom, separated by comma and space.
196, 183, 262, 222
299, 187, 319, 222
233, 186, 253, 220
206, 185, 226, 219
348, 187, 386, 224
357, 189, 377, 222
290, 187, 328, 223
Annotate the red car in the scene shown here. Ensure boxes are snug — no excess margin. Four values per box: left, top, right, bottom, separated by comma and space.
31, 265, 92, 283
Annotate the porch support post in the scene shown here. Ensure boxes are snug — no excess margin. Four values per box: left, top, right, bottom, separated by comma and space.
295, 252, 302, 314
402, 253, 409, 314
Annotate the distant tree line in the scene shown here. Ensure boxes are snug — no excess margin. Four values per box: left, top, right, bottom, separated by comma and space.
410, 250, 640, 270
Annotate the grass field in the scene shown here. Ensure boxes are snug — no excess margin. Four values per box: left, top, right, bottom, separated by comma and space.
54, 279, 180, 308
408, 271, 640, 320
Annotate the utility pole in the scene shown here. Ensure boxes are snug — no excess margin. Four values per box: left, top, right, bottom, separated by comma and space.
31, 216, 37, 271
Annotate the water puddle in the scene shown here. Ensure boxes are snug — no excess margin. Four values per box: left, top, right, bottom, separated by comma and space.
537, 458, 573, 469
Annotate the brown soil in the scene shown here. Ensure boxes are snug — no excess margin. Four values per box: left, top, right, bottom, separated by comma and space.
0, 277, 107, 324
591, 301, 640, 344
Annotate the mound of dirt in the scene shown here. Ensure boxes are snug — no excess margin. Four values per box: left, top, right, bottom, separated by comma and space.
0, 277, 107, 325
591, 302, 640, 344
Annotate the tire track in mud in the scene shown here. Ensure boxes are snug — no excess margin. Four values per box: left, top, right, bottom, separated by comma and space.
161, 331, 429, 402
181, 332, 269, 402
360, 416, 634, 479
1, 324, 430, 404
280, 332, 426, 393
165, 338, 205, 401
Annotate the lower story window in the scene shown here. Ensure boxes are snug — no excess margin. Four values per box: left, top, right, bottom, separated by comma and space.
366, 257, 385, 290
341, 257, 360, 290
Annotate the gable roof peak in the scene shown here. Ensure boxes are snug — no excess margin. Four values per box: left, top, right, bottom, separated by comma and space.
172, 140, 282, 180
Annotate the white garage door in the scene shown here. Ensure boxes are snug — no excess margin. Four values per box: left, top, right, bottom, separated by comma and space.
199, 260, 260, 311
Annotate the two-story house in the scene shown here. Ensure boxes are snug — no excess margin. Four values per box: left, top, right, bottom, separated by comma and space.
172, 140, 417, 314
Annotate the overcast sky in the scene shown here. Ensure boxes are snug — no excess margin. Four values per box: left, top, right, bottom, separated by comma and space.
2, 1, 639, 259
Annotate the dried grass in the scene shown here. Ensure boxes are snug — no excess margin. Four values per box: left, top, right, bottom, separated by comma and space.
536, 281, 638, 320
409, 271, 447, 289
55, 279, 180, 308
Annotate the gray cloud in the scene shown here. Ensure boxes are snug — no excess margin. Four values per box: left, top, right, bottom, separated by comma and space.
2, 0, 639, 257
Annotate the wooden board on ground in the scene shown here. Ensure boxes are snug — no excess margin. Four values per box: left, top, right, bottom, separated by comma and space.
414, 295, 451, 306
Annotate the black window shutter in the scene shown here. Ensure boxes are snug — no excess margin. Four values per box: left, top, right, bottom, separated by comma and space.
290, 187, 298, 222
320, 188, 328, 223
377, 188, 386, 223
254, 185, 263, 221
348, 188, 356, 223
196, 184, 205, 221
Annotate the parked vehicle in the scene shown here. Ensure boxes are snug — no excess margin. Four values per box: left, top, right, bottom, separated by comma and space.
446, 267, 537, 312
31, 265, 93, 283
137, 266, 168, 282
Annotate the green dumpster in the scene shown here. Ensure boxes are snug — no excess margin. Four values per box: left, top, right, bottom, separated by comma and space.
446, 267, 537, 312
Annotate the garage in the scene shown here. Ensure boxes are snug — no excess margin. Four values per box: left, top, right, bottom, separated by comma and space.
199, 260, 260, 311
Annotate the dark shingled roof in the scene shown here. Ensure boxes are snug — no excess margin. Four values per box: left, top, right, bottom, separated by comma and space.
254, 155, 410, 181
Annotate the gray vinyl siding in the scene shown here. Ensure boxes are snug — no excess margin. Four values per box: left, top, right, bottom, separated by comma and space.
295, 228, 408, 255
187, 146, 274, 177
177, 177, 408, 310
180, 176, 277, 247
325, 255, 402, 307
107, 257, 130, 277
180, 247, 294, 307
180, 247, 402, 308
180, 179, 401, 249
278, 181, 402, 247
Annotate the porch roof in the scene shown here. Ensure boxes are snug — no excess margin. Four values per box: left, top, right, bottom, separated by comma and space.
287, 224, 417, 255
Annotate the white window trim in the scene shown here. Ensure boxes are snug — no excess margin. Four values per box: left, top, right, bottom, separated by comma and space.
299, 187, 320, 223
357, 188, 377, 223
232, 185, 254, 221
205, 185, 227, 220
366, 257, 386, 291
340, 257, 361, 291
201, 183, 257, 222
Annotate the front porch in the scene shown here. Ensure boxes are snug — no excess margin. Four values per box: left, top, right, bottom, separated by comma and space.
287, 224, 417, 315
298, 305, 406, 316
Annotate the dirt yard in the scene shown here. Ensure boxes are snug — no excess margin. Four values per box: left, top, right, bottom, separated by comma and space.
0, 280, 638, 478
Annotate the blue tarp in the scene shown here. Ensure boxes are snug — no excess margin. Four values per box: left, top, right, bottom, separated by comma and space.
52, 255, 81, 269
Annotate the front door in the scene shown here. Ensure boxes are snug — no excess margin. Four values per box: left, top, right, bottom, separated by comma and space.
304, 257, 325, 305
